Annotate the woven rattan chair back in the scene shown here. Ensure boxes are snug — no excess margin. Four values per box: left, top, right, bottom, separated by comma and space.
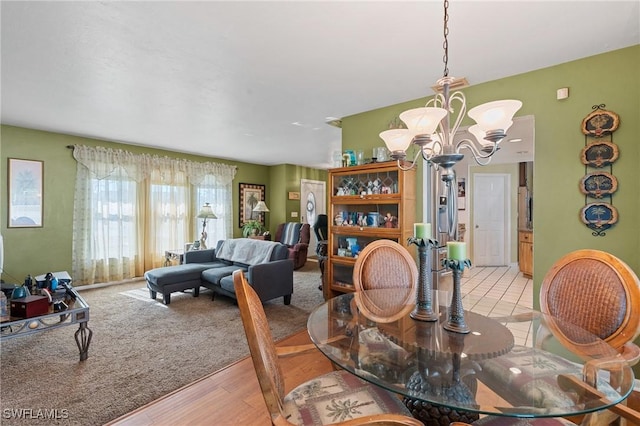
352, 240, 418, 323
540, 249, 640, 361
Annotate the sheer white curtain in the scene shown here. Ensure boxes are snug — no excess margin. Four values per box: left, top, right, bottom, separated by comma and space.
71, 145, 237, 285
194, 173, 235, 248
72, 146, 144, 285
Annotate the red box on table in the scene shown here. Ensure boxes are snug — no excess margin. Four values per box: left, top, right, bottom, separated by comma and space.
9, 295, 50, 318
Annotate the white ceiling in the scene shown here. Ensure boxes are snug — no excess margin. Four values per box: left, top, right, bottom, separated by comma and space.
1, 1, 638, 169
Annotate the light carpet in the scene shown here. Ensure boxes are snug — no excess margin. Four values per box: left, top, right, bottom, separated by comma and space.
0, 261, 324, 425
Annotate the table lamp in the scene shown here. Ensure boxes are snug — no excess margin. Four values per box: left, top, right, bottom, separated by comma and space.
197, 203, 217, 249
252, 201, 269, 219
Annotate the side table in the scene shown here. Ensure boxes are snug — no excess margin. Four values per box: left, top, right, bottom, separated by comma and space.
164, 249, 185, 266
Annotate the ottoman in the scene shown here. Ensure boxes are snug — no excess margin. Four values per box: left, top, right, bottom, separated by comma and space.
144, 264, 207, 304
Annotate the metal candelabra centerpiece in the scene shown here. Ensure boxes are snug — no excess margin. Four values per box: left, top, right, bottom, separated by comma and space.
443, 258, 472, 334
408, 237, 439, 322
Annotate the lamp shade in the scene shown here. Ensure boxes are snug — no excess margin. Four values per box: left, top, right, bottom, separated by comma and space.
252, 201, 270, 212
467, 125, 486, 144
197, 203, 217, 219
399, 107, 448, 136
379, 128, 413, 153
468, 100, 522, 132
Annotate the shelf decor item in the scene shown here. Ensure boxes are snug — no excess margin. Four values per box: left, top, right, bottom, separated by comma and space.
408, 236, 439, 322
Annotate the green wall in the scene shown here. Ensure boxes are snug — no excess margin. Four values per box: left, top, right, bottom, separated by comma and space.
267, 164, 327, 236
0, 125, 324, 281
341, 45, 640, 307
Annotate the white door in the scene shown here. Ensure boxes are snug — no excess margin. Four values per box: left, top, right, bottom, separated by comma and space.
473, 174, 509, 266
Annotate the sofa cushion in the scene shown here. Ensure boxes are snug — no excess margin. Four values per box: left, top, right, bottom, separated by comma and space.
144, 264, 210, 286
201, 265, 245, 285
271, 244, 289, 261
219, 275, 235, 294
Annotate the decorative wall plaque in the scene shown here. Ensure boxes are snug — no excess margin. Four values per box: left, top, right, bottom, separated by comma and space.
579, 104, 620, 236
580, 203, 618, 236
580, 141, 619, 168
581, 108, 620, 137
579, 172, 618, 199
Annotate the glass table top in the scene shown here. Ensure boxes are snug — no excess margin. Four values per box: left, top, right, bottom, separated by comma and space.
307, 290, 635, 419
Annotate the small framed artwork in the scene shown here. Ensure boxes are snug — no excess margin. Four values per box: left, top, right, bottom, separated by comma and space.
288, 192, 300, 200
8, 158, 44, 228
239, 183, 265, 227
457, 178, 466, 210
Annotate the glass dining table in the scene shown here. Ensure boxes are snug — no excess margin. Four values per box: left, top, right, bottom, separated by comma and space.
307, 290, 635, 423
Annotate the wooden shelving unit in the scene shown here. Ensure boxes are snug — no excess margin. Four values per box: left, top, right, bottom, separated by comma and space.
324, 161, 416, 300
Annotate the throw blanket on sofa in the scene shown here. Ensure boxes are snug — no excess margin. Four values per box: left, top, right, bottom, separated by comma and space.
217, 239, 278, 265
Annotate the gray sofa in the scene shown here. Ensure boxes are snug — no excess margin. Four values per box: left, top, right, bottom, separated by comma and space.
144, 239, 294, 305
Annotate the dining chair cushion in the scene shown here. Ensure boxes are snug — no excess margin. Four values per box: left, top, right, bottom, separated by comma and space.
473, 417, 575, 425
478, 346, 621, 412
282, 369, 413, 425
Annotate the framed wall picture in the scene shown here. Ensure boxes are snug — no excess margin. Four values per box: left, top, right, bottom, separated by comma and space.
239, 183, 265, 227
457, 178, 466, 210
8, 158, 44, 228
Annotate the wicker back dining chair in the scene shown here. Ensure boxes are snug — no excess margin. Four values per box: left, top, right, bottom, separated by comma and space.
475, 249, 640, 426
351, 240, 418, 323
232, 270, 423, 426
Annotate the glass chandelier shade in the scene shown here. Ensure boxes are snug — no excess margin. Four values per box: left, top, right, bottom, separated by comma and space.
379, 128, 413, 154
399, 107, 448, 137
467, 100, 522, 134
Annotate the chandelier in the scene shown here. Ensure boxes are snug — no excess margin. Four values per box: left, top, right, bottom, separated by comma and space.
379, 0, 522, 173
379, 0, 522, 239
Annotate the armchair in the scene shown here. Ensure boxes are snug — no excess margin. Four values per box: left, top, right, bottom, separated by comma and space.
275, 222, 310, 270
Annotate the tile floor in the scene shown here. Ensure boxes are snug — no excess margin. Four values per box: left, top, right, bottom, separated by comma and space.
441, 265, 534, 346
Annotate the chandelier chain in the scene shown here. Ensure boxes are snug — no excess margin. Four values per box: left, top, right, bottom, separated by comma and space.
442, 0, 449, 77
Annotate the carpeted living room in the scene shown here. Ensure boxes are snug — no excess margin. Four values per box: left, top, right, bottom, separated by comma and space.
0, 261, 325, 426
2, 2, 639, 426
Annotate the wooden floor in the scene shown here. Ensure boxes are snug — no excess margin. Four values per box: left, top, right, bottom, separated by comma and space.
106, 266, 532, 426
106, 330, 333, 426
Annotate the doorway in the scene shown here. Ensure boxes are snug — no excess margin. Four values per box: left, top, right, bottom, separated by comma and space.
472, 173, 510, 266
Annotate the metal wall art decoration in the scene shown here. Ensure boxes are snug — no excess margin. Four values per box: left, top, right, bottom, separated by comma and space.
579, 104, 620, 236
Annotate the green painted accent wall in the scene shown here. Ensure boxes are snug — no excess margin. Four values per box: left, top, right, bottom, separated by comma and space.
0, 125, 324, 281
341, 45, 640, 304
269, 164, 328, 236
